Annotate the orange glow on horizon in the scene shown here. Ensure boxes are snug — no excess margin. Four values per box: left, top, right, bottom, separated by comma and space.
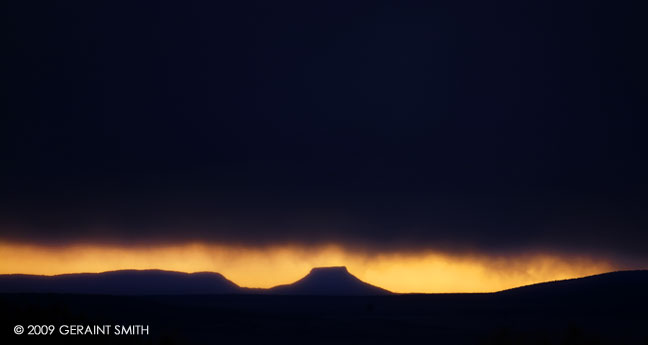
0, 241, 615, 293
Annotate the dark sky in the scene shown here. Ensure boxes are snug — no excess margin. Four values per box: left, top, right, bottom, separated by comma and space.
2, 1, 647, 263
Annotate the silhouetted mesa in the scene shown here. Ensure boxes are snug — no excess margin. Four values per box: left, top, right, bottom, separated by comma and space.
269, 266, 391, 295
0, 270, 240, 295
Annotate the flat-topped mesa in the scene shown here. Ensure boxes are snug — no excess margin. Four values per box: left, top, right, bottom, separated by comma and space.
304, 266, 354, 282
269, 266, 391, 295
309, 266, 349, 274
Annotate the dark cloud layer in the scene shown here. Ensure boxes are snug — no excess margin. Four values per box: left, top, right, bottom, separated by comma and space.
2, 1, 647, 262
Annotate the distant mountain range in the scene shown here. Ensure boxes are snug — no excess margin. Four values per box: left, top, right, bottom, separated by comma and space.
0, 267, 646, 296
0, 266, 390, 295
0, 270, 240, 295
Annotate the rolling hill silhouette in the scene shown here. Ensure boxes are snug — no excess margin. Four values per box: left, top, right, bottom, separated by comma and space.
497, 270, 648, 301
269, 266, 391, 295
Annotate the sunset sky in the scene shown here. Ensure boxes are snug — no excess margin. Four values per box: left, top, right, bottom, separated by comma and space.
2, 1, 646, 293
0, 241, 617, 293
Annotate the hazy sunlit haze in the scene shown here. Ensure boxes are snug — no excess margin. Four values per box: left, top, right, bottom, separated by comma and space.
0, 241, 614, 293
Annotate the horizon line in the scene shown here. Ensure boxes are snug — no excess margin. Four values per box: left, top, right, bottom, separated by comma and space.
2, 267, 645, 294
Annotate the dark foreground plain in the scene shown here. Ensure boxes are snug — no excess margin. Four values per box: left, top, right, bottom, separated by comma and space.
1, 271, 647, 345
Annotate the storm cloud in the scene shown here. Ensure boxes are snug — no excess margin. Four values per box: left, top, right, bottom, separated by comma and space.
2, 0, 647, 265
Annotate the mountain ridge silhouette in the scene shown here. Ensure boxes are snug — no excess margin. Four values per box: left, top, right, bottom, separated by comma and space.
0, 267, 646, 296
